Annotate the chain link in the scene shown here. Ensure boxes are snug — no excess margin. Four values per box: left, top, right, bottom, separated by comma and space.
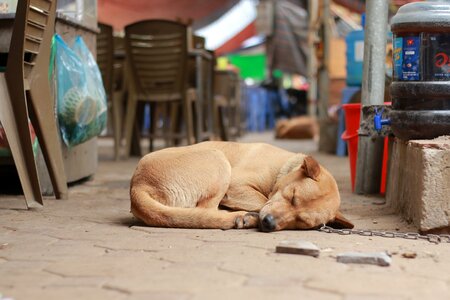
319, 225, 450, 244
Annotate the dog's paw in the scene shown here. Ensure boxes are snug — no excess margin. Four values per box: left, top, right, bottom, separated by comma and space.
234, 212, 260, 229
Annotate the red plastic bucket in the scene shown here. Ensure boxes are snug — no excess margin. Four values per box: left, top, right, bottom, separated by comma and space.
341, 103, 388, 193
341, 104, 361, 192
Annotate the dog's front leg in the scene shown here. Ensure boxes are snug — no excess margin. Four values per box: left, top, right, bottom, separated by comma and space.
221, 187, 269, 229
234, 212, 260, 229
221, 186, 268, 212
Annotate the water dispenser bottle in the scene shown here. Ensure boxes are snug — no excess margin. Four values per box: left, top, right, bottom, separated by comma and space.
390, 0, 450, 140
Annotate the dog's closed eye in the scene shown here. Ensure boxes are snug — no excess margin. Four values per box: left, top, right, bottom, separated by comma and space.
291, 189, 298, 206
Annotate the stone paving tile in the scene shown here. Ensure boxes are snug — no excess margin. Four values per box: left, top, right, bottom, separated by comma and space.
304, 272, 449, 299
344, 295, 408, 300
125, 291, 192, 300
43, 276, 109, 289
96, 228, 206, 253
44, 253, 170, 278
0, 269, 60, 288
0, 286, 128, 300
104, 264, 248, 294
194, 286, 342, 300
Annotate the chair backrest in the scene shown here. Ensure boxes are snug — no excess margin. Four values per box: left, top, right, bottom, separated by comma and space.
112, 36, 125, 91
124, 20, 188, 99
7, 0, 56, 82
97, 22, 114, 101
214, 70, 237, 100
192, 35, 205, 50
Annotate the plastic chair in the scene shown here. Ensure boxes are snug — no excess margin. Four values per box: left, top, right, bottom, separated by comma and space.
97, 22, 121, 160
0, 0, 68, 208
123, 20, 195, 157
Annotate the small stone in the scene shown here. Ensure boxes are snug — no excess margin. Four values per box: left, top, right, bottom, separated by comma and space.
275, 240, 320, 257
336, 252, 391, 266
402, 252, 417, 259
321, 247, 334, 253
373, 221, 378, 224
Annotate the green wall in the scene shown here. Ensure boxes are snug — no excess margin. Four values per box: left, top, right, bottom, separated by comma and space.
227, 53, 266, 81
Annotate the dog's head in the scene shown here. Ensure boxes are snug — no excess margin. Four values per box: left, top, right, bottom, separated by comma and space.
259, 156, 353, 232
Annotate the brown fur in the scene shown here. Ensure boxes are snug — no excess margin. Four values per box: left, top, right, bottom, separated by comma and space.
130, 141, 353, 231
275, 116, 319, 140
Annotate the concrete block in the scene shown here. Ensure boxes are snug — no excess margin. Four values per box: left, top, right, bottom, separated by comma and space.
336, 252, 392, 266
386, 136, 450, 232
275, 240, 320, 257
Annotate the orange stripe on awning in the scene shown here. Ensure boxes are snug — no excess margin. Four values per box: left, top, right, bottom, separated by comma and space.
214, 22, 256, 55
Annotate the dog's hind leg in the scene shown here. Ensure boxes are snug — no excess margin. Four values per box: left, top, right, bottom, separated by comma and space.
131, 188, 256, 229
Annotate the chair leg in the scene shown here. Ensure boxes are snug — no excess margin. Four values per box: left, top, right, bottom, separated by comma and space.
27, 89, 68, 200
123, 93, 138, 159
112, 90, 123, 160
161, 103, 171, 148
184, 91, 195, 145
0, 75, 42, 208
170, 103, 182, 146
147, 103, 156, 152
130, 118, 142, 157
128, 102, 143, 157
216, 104, 228, 141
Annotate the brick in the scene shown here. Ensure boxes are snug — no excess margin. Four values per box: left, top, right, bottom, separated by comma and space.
275, 240, 320, 257
386, 136, 450, 232
336, 252, 392, 266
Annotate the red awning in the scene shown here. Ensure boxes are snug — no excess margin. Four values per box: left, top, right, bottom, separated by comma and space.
98, 0, 239, 31
214, 22, 256, 55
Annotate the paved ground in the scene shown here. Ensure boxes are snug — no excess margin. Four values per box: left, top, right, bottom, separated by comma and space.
1, 132, 449, 300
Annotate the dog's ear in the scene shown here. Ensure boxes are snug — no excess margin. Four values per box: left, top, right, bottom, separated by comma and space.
326, 211, 354, 229
301, 156, 320, 181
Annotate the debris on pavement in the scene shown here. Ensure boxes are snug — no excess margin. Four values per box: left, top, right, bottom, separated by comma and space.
275, 240, 320, 257
402, 252, 417, 259
321, 247, 334, 253
336, 252, 392, 266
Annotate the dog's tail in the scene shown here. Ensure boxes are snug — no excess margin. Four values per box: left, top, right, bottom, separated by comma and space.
130, 187, 242, 229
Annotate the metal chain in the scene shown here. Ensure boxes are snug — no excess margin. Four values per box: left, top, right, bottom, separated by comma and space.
318, 225, 450, 244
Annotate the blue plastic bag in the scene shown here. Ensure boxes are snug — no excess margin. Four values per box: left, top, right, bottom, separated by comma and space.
54, 34, 107, 147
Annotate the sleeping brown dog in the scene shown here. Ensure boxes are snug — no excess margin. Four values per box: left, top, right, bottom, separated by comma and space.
130, 141, 353, 231
275, 116, 319, 140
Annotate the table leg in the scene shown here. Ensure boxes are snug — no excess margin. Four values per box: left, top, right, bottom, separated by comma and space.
195, 54, 203, 143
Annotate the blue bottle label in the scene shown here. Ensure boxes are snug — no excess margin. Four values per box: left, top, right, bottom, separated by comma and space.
401, 36, 421, 81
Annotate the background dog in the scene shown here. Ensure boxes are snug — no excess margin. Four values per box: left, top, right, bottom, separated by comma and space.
130, 141, 353, 231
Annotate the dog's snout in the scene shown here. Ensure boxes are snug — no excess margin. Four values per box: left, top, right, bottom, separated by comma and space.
261, 214, 276, 232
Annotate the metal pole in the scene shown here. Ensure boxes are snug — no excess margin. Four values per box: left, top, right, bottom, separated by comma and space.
319, 0, 330, 120
354, 0, 389, 194
317, 0, 332, 152
307, 0, 319, 117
